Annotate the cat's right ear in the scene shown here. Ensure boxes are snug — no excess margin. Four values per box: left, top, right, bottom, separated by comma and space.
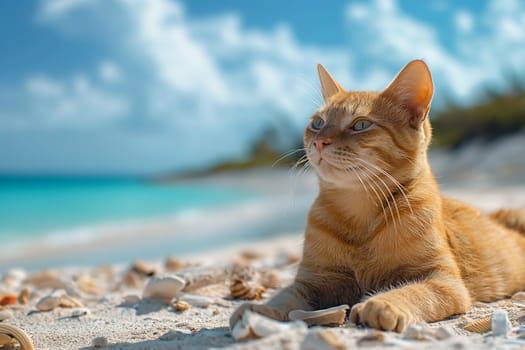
317, 64, 345, 103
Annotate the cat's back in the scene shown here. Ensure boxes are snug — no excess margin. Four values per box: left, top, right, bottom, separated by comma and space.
441, 196, 525, 300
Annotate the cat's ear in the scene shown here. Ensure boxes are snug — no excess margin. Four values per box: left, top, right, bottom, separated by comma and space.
382, 59, 434, 128
317, 64, 345, 103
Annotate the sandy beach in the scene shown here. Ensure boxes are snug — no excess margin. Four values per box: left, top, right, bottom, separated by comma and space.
2, 141, 525, 349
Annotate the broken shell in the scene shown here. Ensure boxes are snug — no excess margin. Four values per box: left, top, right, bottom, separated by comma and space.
59, 295, 84, 308
36, 295, 61, 312
71, 308, 90, 317
18, 287, 30, 305
491, 309, 510, 336
172, 301, 190, 312
76, 274, 99, 294
511, 291, 525, 302
142, 275, 186, 303
0, 295, 17, 306
231, 310, 307, 342
0, 324, 34, 350
433, 326, 453, 340
288, 304, 349, 327
357, 331, 385, 347
121, 271, 143, 288
0, 309, 13, 321
175, 293, 225, 308
240, 250, 263, 260
464, 316, 491, 333
230, 279, 265, 300
403, 324, 433, 341
132, 260, 156, 277
92, 336, 108, 348
302, 329, 345, 350
179, 266, 229, 292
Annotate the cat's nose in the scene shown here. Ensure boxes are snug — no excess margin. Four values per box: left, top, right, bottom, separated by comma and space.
314, 137, 332, 153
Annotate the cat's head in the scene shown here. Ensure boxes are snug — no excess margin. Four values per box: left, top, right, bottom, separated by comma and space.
304, 60, 434, 188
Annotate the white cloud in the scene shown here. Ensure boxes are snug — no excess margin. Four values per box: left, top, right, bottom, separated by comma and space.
345, 0, 525, 102
98, 61, 122, 83
454, 10, 474, 34
24, 74, 129, 127
39, 0, 91, 19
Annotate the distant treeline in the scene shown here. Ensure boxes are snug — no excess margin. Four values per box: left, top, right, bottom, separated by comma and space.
432, 85, 525, 149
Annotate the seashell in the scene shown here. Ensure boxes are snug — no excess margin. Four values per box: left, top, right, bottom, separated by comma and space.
464, 316, 491, 333
164, 256, 188, 272
71, 308, 90, 317
24, 269, 67, 290
172, 301, 190, 312
76, 274, 100, 294
288, 304, 349, 327
511, 291, 525, 302
0, 309, 13, 321
0, 324, 34, 350
18, 287, 30, 305
356, 331, 385, 347
59, 295, 84, 308
231, 310, 307, 342
230, 279, 265, 300
92, 336, 108, 348
142, 275, 186, 303
179, 266, 229, 292
0, 294, 17, 306
131, 260, 156, 277
36, 295, 61, 312
240, 250, 263, 260
175, 293, 226, 308
259, 270, 281, 289
491, 309, 510, 336
302, 329, 345, 350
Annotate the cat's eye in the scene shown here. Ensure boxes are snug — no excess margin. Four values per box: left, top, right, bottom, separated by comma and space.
310, 118, 325, 130
351, 119, 373, 132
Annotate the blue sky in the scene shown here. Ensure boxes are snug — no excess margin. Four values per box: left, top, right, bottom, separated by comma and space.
0, 0, 524, 175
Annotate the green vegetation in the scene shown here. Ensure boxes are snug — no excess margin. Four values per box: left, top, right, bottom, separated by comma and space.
432, 85, 525, 149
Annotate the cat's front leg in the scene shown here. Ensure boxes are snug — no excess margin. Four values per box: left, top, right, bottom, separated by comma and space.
229, 281, 314, 329
350, 272, 471, 332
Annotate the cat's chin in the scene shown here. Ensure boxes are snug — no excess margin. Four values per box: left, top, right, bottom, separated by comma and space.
314, 162, 364, 189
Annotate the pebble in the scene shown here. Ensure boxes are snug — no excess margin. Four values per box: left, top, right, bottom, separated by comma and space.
92, 336, 108, 348
131, 260, 156, 277
491, 309, 510, 337
172, 301, 190, 312
71, 308, 90, 317
0, 295, 17, 306
18, 288, 30, 305
0, 309, 13, 321
164, 257, 188, 272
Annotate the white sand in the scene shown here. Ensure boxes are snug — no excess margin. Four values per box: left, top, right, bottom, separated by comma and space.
2, 143, 525, 350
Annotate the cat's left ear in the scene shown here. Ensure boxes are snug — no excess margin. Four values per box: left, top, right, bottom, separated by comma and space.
382, 59, 434, 128
317, 64, 345, 103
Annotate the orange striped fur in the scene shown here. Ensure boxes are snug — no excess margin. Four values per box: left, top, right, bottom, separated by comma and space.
230, 60, 525, 332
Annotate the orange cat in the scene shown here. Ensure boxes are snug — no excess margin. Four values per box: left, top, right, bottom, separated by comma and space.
230, 60, 525, 332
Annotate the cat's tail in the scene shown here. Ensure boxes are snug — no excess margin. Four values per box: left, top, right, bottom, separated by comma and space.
490, 208, 525, 235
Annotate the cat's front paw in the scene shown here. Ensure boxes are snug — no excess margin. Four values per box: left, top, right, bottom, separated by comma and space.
350, 299, 412, 332
229, 303, 288, 329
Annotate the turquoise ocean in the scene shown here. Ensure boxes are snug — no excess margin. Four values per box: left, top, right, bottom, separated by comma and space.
0, 175, 311, 270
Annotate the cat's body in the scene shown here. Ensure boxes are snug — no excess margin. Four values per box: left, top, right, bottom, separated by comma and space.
230, 60, 525, 332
